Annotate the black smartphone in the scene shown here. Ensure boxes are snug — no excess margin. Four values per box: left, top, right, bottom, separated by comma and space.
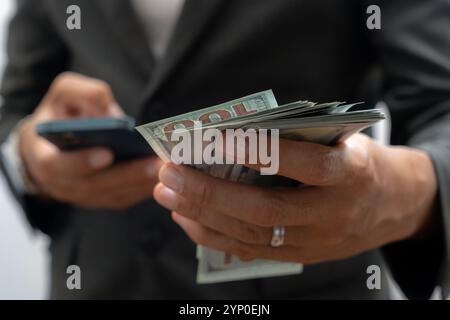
36, 117, 152, 161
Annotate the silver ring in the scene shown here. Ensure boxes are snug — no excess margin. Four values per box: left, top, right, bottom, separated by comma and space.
270, 226, 285, 247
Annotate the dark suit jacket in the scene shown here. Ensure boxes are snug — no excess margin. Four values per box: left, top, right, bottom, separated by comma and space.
1, 0, 450, 299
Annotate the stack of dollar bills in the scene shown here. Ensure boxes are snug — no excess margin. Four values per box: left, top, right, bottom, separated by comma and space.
136, 90, 385, 284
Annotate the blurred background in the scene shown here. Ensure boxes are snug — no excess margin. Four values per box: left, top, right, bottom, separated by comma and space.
0, 0, 49, 299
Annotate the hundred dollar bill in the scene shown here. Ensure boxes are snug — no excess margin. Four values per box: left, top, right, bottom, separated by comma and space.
136, 90, 385, 284
137, 90, 279, 162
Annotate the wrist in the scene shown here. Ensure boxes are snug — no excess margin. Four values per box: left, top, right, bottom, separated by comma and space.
383, 145, 438, 240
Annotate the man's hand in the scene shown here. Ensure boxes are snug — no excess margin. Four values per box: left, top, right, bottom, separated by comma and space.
20, 72, 162, 210
154, 134, 437, 264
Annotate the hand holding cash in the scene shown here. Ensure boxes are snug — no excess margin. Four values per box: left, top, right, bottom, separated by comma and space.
137, 90, 437, 284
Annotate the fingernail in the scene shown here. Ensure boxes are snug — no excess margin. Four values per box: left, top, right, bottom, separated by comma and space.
89, 150, 112, 169
159, 165, 183, 193
157, 186, 179, 210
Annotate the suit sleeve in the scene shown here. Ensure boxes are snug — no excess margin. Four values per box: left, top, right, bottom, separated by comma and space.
0, 0, 69, 235
365, 0, 450, 299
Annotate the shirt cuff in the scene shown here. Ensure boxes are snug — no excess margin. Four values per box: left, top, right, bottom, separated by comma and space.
0, 118, 39, 195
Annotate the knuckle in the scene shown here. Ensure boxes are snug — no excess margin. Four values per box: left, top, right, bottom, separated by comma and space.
255, 192, 286, 226
51, 72, 78, 95
91, 80, 112, 97
53, 72, 73, 87
48, 73, 78, 103
236, 224, 263, 244
315, 149, 341, 183
196, 181, 213, 207
343, 139, 372, 185
185, 203, 204, 220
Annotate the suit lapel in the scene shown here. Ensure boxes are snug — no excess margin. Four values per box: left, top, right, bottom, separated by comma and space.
94, 0, 155, 78
141, 0, 225, 106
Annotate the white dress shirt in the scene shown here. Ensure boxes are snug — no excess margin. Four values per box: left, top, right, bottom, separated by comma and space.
131, 0, 185, 59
